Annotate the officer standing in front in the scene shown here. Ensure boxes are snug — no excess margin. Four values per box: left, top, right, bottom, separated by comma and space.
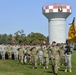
49, 41, 60, 75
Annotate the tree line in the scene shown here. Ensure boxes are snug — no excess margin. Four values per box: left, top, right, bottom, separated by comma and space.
0, 29, 49, 45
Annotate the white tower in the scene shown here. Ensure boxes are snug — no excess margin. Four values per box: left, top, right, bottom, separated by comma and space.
42, 4, 72, 44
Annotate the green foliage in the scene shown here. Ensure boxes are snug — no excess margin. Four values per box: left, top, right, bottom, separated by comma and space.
27, 32, 47, 45
0, 34, 13, 44
0, 30, 48, 45
14, 29, 26, 44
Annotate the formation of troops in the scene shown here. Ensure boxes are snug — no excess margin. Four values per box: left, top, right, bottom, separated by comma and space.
0, 40, 74, 75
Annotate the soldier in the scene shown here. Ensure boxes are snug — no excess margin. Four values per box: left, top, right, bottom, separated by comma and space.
2, 44, 6, 59
49, 41, 60, 75
38, 47, 43, 66
0, 44, 4, 59
26, 46, 31, 64
42, 45, 49, 69
64, 40, 73, 72
5, 44, 9, 60
23, 46, 27, 64
7, 44, 13, 59
15, 45, 20, 60
12, 45, 18, 60
58, 43, 64, 66
31, 46, 38, 69
18, 45, 25, 64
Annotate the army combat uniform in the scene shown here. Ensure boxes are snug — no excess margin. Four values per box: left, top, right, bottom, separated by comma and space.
59, 43, 64, 66
18, 46, 24, 64
31, 46, 38, 69
26, 47, 31, 64
38, 48, 43, 65
50, 45, 60, 75
42, 46, 49, 69
7, 45, 13, 59
64, 41, 73, 72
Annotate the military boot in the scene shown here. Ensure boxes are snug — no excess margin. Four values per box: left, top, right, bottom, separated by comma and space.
65, 69, 67, 72
46, 66, 48, 69
43, 67, 45, 69
69, 68, 72, 72
54, 73, 58, 75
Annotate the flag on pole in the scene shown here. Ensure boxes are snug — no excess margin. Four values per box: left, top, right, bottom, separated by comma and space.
68, 17, 76, 42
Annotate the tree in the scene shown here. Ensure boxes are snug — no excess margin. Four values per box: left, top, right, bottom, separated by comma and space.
46, 36, 49, 44
7, 34, 13, 44
27, 32, 47, 45
14, 29, 26, 44
1, 34, 8, 44
0, 29, 48, 45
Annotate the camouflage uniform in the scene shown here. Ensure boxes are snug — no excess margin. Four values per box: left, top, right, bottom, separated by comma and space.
50, 45, 60, 74
2, 44, 6, 59
5, 45, 9, 59
7, 45, 13, 59
12, 45, 19, 60
0, 45, 2, 59
38, 48, 43, 65
64, 41, 73, 72
23, 47, 27, 64
31, 46, 38, 69
0, 44, 6, 59
59, 44, 64, 66
26, 47, 31, 64
18, 46, 24, 64
42, 46, 49, 69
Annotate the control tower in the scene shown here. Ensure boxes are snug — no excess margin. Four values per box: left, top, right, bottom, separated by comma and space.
42, 4, 71, 44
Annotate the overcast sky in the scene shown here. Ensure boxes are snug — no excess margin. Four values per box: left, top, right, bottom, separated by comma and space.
0, 0, 76, 38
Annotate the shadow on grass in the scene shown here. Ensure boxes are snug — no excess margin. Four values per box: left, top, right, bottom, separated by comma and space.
46, 71, 52, 73
43, 70, 53, 74
59, 69, 64, 72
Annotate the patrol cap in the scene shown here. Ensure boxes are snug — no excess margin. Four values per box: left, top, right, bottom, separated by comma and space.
52, 41, 56, 43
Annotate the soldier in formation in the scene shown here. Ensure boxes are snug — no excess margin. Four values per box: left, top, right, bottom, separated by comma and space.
0, 42, 74, 74
31, 46, 38, 69
17, 45, 25, 64
42, 45, 49, 69
7, 44, 13, 59
38, 47, 43, 66
26, 46, 31, 64
59, 43, 65, 66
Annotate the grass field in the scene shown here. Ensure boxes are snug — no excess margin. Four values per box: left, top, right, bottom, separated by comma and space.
0, 51, 76, 75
